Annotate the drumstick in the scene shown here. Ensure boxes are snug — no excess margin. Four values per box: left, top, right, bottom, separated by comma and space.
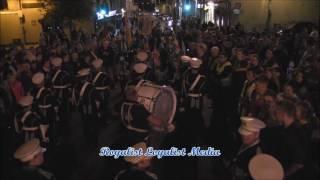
90, 51, 98, 60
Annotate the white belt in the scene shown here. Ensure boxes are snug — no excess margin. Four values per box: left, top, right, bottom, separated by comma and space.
188, 93, 202, 98
95, 86, 110, 90
53, 84, 69, 89
38, 104, 52, 109
23, 126, 39, 131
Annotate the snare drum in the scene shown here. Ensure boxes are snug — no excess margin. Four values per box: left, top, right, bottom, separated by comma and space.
121, 80, 177, 132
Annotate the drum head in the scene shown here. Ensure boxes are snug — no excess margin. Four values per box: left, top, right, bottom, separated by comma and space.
153, 87, 176, 124
135, 81, 177, 124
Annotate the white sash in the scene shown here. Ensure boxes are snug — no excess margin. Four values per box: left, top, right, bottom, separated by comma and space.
90, 51, 98, 60
36, 87, 45, 99
21, 111, 32, 124
189, 74, 204, 92
51, 70, 61, 84
121, 102, 149, 133
80, 82, 90, 97
135, 79, 145, 90
15, 111, 32, 133
92, 72, 104, 85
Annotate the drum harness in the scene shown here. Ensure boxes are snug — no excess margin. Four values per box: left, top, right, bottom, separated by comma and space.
14, 111, 32, 133
15, 111, 41, 141
121, 80, 154, 133
121, 102, 149, 133
183, 70, 205, 109
92, 72, 110, 91
35, 87, 53, 117
71, 82, 93, 115
51, 70, 70, 100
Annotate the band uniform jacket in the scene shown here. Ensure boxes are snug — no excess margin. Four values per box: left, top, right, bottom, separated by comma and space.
114, 167, 158, 180
50, 69, 71, 102
181, 68, 206, 109
229, 140, 262, 180
90, 71, 111, 117
14, 110, 46, 142
31, 87, 57, 124
71, 81, 99, 116
13, 166, 56, 180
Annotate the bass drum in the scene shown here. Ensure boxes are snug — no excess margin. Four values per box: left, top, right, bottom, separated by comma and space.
135, 80, 177, 124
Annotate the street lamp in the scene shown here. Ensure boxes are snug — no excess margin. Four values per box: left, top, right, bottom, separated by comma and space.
184, 4, 191, 11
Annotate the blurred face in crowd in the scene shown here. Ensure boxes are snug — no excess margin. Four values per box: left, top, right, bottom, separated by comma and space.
275, 106, 296, 126
283, 85, 294, 96
218, 55, 226, 64
196, 46, 204, 57
21, 62, 31, 73
241, 132, 259, 145
246, 70, 256, 82
56, 46, 62, 55
71, 52, 79, 62
295, 72, 304, 83
236, 49, 245, 61
265, 49, 273, 60
249, 54, 259, 66
63, 54, 70, 63
256, 81, 268, 95
43, 61, 50, 72
103, 40, 109, 49
84, 56, 91, 65
295, 104, 311, 124
275, 109, 286, 124
36, 54, 42, 62
264, 69, 273, 79
7, 72, 17, 83
30, 61, 37, 70
264, 95, 275, 107
76, 43, 84, 52
210, 47, 219, 58
231, 48, 237, 57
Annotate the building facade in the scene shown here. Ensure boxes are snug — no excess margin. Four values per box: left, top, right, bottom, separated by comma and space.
231, 0, 319, 30
0, 0, 46, 45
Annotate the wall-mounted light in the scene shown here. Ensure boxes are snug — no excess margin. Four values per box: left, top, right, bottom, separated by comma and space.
184, 4, 191, 11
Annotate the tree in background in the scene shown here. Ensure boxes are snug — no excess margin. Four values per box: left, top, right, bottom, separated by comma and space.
40, 0, 94, 31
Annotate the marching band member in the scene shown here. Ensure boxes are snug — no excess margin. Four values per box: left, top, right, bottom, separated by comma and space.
31, 72, 57, 145
49, 57, 71, 121
39, 60, 51, 87
14, 96, 48, 144
90, 58, 111, 121
167, 55, 190, 92
71, 68, 100, 147
228, 117, 266, 180
180, 57, 206, 138
114, 142, 157, 180
121, 87, 174, 144
181, 57, 206, 111
13, 139, 56, 180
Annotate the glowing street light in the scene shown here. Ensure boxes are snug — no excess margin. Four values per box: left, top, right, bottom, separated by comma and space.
100, 9, 107, 15
184, 4, 191, 11
96, 9, 107, 20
